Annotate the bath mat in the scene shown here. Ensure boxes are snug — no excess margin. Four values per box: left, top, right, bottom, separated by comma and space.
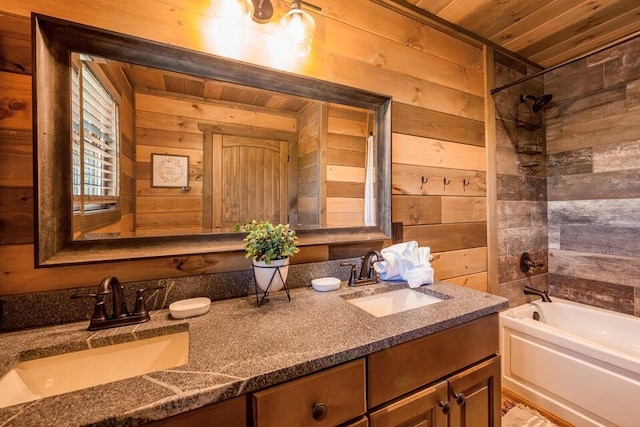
502, 402, 559, 427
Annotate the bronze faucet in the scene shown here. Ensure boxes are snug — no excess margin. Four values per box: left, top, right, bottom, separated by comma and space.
71, 275, 164, 330
340, 250, 385, 287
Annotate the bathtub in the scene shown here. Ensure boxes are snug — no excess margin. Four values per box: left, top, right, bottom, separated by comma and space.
500, 298, 640, 427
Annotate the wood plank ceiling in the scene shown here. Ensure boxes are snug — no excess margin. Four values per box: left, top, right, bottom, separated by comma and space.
403, 0, 640, 68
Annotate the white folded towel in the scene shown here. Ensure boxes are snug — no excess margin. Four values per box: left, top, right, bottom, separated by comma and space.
373, 241, 434, 287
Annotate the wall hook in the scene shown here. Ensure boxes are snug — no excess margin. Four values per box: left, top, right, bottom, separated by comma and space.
443, 178, 451, 191
420, 176, 428, 192
463, 179, 470, 191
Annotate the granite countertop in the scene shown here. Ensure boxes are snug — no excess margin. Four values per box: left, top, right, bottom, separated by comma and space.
0, 281, 508, 426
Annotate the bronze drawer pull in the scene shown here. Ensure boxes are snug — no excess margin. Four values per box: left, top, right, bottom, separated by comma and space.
453, 392, 466, 405
312, 402, 327, 420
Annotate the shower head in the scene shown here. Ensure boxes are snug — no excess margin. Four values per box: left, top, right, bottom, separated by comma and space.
520, 94, 553, 112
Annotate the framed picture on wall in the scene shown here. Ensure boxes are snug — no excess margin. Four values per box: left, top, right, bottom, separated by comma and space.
151, 153, 189, 188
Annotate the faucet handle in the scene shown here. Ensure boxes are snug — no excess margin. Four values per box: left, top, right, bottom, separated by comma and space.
71, 292, 110, 323
340, 262, 357, 286
132, 286, 165, 316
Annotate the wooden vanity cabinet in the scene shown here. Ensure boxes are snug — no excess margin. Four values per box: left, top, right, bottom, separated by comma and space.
367, 314, 501, 427
148, 314, 499, 427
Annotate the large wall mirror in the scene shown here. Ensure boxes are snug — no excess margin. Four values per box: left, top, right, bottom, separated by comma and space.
33, 14, 391, 266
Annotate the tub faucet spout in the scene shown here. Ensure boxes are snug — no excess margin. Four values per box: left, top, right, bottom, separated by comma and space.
524, 285, 552, 302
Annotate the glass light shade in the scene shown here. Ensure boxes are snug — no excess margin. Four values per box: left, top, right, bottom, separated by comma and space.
212, 0, 254, 35
279, 5, 316, 57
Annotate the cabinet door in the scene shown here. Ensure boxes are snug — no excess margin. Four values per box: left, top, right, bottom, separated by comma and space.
448, 356, 501, 427
369, 381, 448, 427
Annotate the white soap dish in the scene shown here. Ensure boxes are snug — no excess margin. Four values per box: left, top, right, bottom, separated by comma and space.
311, 277, 341, 292
169, 297, 211, 319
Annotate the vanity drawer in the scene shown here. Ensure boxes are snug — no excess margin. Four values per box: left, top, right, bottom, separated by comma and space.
253, 358, 366, 427
367, 314, 499, 407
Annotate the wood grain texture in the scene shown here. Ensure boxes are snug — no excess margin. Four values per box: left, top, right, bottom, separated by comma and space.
0, 71, 31, 129
549, 249, 640, 287
0, 187, 33, 244
253, 359, 366, 427
443, 271, 488, 292
0, 1, 482, 293
392, 195, 442, 225
392, 102, 484, 147
393, 165, 486, 197
367, 314, 498, 407
0, 129, 32, 187
431, 247, 487, 280
549, 273, 635, 315
145, 395, 247, 427
548, 169, 640, 201
392, 134, 486, 172
441, 197, 486, 223
403, 223, 487, 252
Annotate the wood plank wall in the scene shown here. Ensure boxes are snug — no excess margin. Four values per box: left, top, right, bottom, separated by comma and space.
0, 0, 488, 295
545, 36, 640, 316
492, 52, 549, 307
296, 104, 321, 228
134, 91, 296, 235
326, 104, 369, 227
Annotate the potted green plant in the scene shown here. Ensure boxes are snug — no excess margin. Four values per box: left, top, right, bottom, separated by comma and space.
235, 220, 299, 292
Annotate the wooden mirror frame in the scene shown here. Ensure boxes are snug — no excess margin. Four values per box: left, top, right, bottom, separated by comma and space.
33, 14, 391, 267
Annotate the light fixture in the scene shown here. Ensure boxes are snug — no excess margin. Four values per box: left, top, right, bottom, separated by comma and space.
212, 0, 317, 56
251, 0, 274, 23
212, 0, 254, 35
279, 0, 316, 57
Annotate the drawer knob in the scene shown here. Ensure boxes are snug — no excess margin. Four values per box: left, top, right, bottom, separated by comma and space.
438, 400, 450, 415
312, 402, 328, 420
453, 392, 466, 405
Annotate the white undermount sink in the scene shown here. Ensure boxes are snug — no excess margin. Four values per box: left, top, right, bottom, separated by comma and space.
0, 331, 189, 408
347, 288, 443, 317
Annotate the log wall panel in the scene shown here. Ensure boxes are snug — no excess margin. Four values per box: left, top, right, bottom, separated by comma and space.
444, 272, 488, 292
392, 195, 442, 226
403, 222, 487, 253
0, 187, 33, 244
0, 71, 30, 130
431, 247, 488, 280
392, 133, 486, 172
392, 102, 485, 147
393, 165, 486, 197
0, 12, 31, 74
0, 1, 487, 295
0, 129, 32, 187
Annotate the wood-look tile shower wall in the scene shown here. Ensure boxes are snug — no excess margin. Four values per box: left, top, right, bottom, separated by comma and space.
0, 0, 488, 295
545, 35, 640, 316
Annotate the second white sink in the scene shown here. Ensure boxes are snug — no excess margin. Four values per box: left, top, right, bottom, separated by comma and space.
0, 331, 189, 408
347, 288, 443, 317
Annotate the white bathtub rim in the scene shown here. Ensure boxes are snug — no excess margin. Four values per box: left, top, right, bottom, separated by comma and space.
500, 298, 640, 378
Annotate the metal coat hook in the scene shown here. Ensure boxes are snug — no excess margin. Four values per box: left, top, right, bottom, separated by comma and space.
443, 178, 451, 191
463, 179, 470, 191
420, 176, 428, 192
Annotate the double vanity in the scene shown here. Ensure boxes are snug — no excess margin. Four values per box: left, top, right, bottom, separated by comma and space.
0, 281, 507, 426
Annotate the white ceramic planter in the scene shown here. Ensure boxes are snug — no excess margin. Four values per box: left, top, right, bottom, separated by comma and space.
253, 258, 290, 292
